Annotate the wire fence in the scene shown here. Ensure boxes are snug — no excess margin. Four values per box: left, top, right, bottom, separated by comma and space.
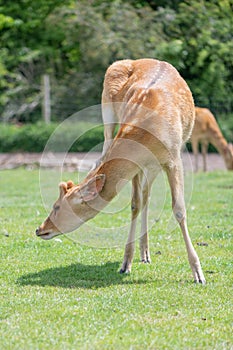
1, 73, 233, 125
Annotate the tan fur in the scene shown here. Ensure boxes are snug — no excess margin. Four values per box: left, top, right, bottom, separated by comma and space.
191, 107, 233, 171
36, 59, 205, 284
104, 59, 133, 98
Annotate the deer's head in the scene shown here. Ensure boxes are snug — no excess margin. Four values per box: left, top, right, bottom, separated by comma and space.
225, 143, 233, 170
36, 175, 106, 240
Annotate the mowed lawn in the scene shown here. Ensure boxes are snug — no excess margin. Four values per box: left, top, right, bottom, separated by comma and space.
0, 167, 232, 350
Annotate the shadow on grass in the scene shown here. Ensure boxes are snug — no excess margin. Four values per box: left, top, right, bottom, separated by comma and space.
17, 261, 148, 289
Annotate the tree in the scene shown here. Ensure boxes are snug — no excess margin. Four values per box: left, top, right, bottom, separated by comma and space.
0, 0, 69, 121
0, 0, 232, 122
172, 0, 233, 112
40, 1, 168, 118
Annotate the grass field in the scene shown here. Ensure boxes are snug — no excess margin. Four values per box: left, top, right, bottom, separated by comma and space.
0, 167, 232, 350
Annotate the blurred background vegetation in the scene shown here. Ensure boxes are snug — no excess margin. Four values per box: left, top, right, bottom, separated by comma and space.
0, 0, 232, 151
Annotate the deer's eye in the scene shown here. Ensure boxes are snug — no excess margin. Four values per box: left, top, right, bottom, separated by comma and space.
54, 205, 60, 211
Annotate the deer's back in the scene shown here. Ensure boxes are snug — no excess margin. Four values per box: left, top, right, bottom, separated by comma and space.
193, 107, 223, 145
103, 59, 195, 151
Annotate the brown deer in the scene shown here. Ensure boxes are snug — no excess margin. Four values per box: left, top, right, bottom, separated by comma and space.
36, 59, 206, 284
191, 107, 233, 172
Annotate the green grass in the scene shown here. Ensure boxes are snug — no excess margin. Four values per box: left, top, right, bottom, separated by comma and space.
0, 168, 232, 350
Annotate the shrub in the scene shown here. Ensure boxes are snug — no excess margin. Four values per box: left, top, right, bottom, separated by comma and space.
0, 122, 104, 153
218, 113, 233, 142
0, 115, 232, 153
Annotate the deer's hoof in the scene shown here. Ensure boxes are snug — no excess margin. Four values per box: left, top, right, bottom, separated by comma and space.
141, 258, 151, 264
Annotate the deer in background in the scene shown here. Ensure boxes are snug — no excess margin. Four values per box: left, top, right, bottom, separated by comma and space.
36, 58, 206, 284
191, 107, 233, 172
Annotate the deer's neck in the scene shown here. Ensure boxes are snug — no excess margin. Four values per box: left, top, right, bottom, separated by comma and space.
78, 129, 164, 222
93, 132, 160, 203
99, 159, 138, 200
77, 158, 139, 223
208, 127, 228, 158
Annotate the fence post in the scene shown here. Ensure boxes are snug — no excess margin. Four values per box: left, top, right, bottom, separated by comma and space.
42, 74, 51, 124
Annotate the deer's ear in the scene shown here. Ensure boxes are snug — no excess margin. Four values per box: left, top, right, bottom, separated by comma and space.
59, 182, 67, 198
67, 180, 74, 190
79, 174, 106, 202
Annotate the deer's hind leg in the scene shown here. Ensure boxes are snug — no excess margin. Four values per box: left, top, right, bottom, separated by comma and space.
165, 158, 206, 284
201, 141, 208, 172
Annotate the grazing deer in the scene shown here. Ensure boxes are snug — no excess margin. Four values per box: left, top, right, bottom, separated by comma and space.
36, 58, 206, 284
191, 107, 233, 172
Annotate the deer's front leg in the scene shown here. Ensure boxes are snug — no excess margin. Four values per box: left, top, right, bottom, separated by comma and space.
140, 174, 151, 264
191, 137, 199, 172
139, 169, 158, 263
120, 174, 141, 274
140, 201, 151, 264
201, 141, 208, 172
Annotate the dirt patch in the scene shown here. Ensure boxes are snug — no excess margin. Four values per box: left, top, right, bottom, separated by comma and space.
0, 152, 227, 172
0, 152, 100, 171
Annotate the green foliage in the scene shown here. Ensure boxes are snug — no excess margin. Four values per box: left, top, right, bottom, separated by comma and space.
0, 123, 55, 152
0, 0, 233, 121
218, 113, 233, 141
0, 122, 104, 152
0, 168, 232, 349
49, 1, 167, 115
0, 111, 232, 153
174, 0, 233, 111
